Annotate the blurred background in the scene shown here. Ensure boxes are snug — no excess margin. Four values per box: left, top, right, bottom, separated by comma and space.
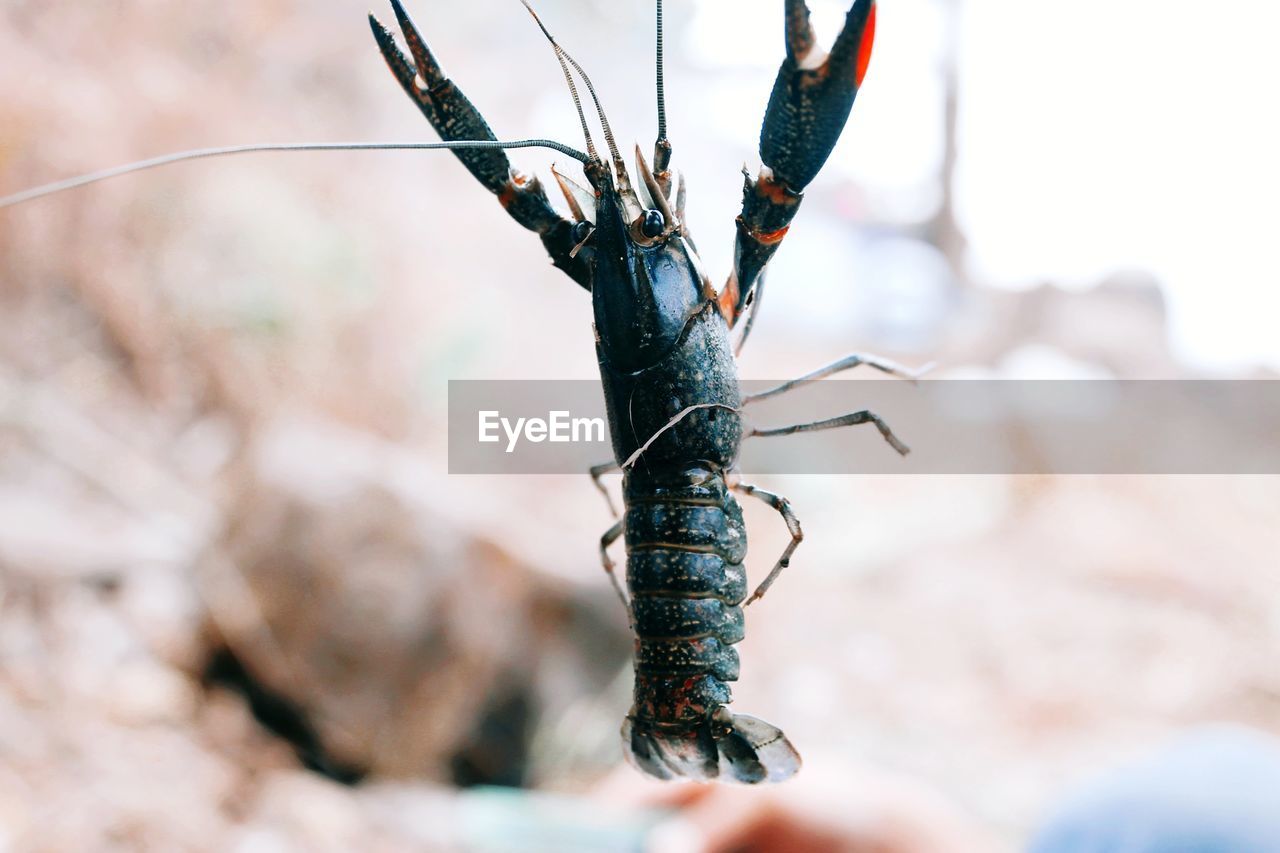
2, 0, 1278, 849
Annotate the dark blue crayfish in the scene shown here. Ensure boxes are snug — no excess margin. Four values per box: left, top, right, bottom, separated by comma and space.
369, 0, 911, 783
1, 0, 916, 784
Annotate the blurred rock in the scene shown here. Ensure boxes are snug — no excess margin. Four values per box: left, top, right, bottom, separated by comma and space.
209, 414, 628, 782
104, 660, 199, 726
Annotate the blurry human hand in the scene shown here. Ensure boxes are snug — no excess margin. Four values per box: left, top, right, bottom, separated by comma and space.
595, 758, 999, 853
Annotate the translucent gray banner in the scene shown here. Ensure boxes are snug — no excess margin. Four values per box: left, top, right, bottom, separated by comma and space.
447, 380, 1280, 475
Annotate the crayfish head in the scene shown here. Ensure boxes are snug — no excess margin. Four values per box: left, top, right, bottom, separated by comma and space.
586, 164, 716, 374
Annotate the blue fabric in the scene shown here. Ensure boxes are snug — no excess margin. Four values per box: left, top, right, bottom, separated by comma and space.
1030, 726, 1280, 853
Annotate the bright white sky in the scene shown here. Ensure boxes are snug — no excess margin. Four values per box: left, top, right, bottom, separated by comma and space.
686, 0, 1280, 372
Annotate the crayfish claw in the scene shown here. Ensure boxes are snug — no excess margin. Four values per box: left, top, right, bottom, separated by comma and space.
761, 0, 877, 191
387, 0, 446, 90
722, 0, 877, 333
784, 0, 819, 65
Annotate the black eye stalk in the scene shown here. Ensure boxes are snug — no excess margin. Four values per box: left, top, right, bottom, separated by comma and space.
641, 209, 666, 239
571, 220, 594, 244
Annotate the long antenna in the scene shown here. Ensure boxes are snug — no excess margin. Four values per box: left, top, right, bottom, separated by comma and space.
653, 0, 672, 178
520, 1, 633, 193
0, 139, 590, 208
560, 50, 630, 190
536, 21, 601, 164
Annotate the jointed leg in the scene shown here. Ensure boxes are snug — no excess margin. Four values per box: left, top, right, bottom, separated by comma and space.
744, 352, 930, 404
751, 410, 910, 456
599, 519, 628, 612
589, 460, 620, 519
734, 481, 804, 606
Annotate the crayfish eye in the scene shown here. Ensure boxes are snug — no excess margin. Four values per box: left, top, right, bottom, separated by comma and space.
641, 209, 666, 238
571, 220, 593, 244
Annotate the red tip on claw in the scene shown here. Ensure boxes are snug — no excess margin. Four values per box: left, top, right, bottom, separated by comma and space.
855, 2, 876, 88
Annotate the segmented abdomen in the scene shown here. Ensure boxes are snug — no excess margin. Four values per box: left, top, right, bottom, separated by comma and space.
625, 470, 747, 728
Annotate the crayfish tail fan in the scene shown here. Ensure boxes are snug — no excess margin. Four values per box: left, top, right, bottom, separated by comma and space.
622, 711, 801, 784
720, 713, 803, 782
